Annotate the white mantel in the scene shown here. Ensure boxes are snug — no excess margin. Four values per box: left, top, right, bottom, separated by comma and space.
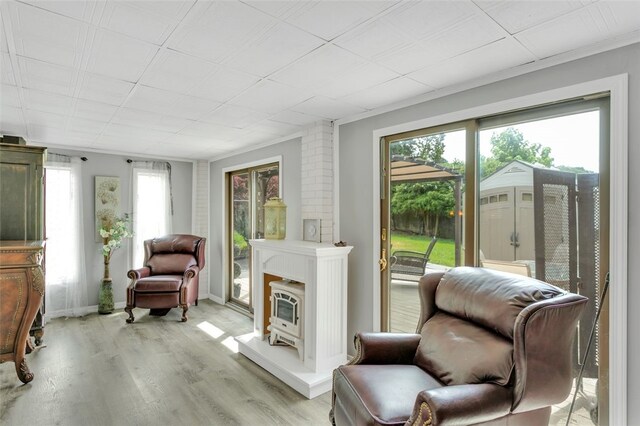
236, 239, 352, 398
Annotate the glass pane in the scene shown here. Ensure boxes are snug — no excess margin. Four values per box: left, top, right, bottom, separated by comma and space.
388, 129, 465, 332
478, 110, 604, 424
231, 172, 250, 305
253, 165, 279, 239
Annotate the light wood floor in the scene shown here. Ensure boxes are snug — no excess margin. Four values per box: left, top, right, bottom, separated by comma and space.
0, 300, 330, 426
2, 295, 598, 426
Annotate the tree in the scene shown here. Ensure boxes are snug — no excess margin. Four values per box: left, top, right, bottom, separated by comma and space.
390, 133, 455, 237
391, 181, 455, 237
390, 134, 445, 162
481, 128, 553, 177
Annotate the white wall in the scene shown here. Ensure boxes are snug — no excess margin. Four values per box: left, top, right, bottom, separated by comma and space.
338, 42, 639, 422
208, 137, 301, 301
47, 148, 193, 308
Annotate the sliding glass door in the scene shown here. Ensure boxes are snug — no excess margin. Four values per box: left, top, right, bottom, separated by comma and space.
380, 96, 610, 424
228, 163, 279, 311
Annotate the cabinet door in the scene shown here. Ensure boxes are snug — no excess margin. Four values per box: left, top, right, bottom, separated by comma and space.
0, 149, 44, 240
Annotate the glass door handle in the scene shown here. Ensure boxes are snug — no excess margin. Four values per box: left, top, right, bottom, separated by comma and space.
379, 248, 388, 272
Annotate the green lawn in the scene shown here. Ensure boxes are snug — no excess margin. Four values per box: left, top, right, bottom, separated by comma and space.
390, 232, 456, 267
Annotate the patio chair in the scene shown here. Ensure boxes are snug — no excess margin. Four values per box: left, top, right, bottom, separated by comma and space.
390, 236, 437, 278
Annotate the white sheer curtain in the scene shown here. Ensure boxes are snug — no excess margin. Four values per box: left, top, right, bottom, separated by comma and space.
45, 155, 88, 317
131, 161, 173, 268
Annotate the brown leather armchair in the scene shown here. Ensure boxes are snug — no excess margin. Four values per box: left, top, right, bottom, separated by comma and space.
331, 267, 587, 426
125, 234, 205, 323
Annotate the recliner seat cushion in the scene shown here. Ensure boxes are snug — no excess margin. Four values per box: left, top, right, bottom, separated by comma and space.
435, 267, 564, 339
335, 364, 443, 425
134, 275, 183, 292
147, 254, 196, 275
414, 312, 514, 386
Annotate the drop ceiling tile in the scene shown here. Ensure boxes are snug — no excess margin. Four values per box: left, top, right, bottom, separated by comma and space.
78, 72, 134, 106
269, 110, 323, 126
168, 1, 276, 63
99, 2, 180, 45
290, 96, 366, 120
281, 1, 396, 41
28, 123, 65, 142
1, 53, 16, 85
72, 99, 118, 122
179, 121, 243, 140
85, 29, 159, 82
19, 0, 97, 22
246, 120, 301, 137
189, 66, 259, 103
9, 2, 87, 68
271, 44, 366, 89
62, 130, 99, 146
199, 104, 268, 129
475, 1, 593, 34
341, 77, 431, 110
66, 117, 107, 135
408, 38, 536, 88
140, 49, 220, 94
0, 105, 26, 135
102, 122, 173, 143
91, 134, 155, 152
384, 1, 477, 40
312, 62, 400, 99
1, 28, 9, 52
516, 1, 640, 58
23, 88, 73, 115
243, 1, 314, 20
123, 85, 220, 120
1, 84, 21, 108
223, 22, 324, 77
229, 79, 311, 114
111, 108, 194, 134
334, 19, 414, 60
26, 109, 67, 129
128, 1, 196, 20
18, 57, 77, 96
379, 14, 507, 75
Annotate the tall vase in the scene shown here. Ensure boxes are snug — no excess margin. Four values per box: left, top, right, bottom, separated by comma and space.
98, 256, 114, 314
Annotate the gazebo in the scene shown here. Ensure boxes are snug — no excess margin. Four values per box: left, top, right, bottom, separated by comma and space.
389, 155, 463, 266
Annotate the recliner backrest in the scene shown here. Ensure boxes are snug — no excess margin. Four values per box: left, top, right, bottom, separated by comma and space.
143, 234, 205, 275
414, 267, 570, 393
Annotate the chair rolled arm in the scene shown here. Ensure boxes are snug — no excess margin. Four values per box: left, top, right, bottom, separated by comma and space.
184, 266, 200, 280
350, 332, 421, 365
127, 267, 151, 281
406, 383, 512, 426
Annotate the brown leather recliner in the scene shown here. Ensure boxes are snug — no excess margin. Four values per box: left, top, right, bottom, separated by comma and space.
125, 234, 205, 324
331, 267, 588, 426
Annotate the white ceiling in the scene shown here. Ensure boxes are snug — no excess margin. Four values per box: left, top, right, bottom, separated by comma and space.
1, 0, 639, 160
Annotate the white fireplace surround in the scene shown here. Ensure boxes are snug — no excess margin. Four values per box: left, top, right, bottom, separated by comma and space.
236, 239, 352, 398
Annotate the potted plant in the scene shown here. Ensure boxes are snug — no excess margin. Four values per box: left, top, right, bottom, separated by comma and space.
98, 214, 133, 314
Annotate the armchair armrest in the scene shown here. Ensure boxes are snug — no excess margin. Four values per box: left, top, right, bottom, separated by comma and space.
127, 267, 150, 280
407, 383, 512, 426
350, 332, 421, 365
184, 266, 200, 280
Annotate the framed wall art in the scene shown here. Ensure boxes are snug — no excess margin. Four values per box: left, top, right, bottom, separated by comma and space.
95, 176, 120, 241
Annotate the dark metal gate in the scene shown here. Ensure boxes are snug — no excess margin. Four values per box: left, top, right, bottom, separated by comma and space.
533, 169, 599, 379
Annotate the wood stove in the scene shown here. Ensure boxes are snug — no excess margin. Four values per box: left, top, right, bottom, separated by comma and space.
268, 280, 304, 360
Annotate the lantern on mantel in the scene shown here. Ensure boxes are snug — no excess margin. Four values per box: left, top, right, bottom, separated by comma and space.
264, 197, 287, 240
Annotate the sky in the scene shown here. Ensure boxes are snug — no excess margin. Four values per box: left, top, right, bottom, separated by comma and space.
441, 110, 600, 172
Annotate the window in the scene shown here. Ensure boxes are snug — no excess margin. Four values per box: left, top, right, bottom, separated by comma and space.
45, 155, 87, 316
131, 162, 172, 268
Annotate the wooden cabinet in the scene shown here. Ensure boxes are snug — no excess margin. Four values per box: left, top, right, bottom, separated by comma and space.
0, 241, 45, 383
0, 143, 46, 344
